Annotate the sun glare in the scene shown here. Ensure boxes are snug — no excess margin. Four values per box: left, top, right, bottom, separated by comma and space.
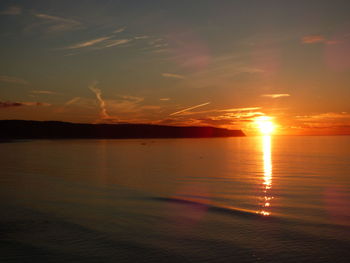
254, 116, 275, 135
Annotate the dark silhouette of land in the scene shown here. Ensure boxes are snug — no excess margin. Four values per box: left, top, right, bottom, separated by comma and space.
0, 120, 245, 139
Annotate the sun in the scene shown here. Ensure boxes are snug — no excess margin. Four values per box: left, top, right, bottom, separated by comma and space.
254, 116, 275, 135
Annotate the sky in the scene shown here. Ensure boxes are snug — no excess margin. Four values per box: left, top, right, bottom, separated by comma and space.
0, 0, 350, 135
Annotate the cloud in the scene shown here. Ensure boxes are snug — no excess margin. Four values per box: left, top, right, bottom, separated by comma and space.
0, 101, 50, 108
102, 39, 132, 48
292, 112, 350, 134
31, 90, 58, 95
295, 112, 350, 121
113, 27, 126, 34
160, 98, 170, 101
62, 28, 150, 53
55, 97, 82, 113
0, 101, 22, 108
107, 95, 144, 114
155, 109, 263, 128
262, 94, 290, 99
169, 102, 211, 116
218, 107, 262, 112
64, 36, 134, 51
65, 36, 112, 49
89, 82, 110, 120
64, 97, 81, 106
302, 35, 325, 44
0, 5, 22, 15
162, 73, 185, 79
89, 93, 161, 123
237, 67, 265, 74
0, 75, 28, 85
134, 35, 150, 40
34, 13, 82, 32
147, 38, 168, 51
171, 106, 262, 116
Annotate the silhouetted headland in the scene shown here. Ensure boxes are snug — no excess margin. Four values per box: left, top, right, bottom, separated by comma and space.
0, 120, 245, 139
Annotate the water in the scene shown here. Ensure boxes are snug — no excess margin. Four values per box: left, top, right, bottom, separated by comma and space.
0, 136, 349, 262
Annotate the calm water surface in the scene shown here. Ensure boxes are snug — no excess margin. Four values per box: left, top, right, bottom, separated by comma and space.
0, 136, 349, 262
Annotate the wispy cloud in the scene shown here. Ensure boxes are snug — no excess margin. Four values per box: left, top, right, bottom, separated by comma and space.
89, 82, 110, 120
102, 39, 132, 48
218, 107, 262, 112
162, 73, 185, 79
134, 35, 150, 40
61, 27, 150, 53
31, 90, 58, 95
160, 98, 170, 101
113, 27, 126, 34
0, 5, 22, 15
88, 90, 161, 123
65, 36, 112, 49
34, 13, 82, 32
169, 106, 262, 116
63, 35, 136, 51
0, 100, 50, 108
156, 107, 264, 128
169, 102, 211, 116
0, 75, 28, 85
301, 35, 341, 45
64, 97, 81, 106
262, 94, 290, 98
292, 112, 350, 134
296, 112, 350, 121
237, 67, 265, 74
147, 38, 168, 52
302, 35, 325, 44
55, 97, 82, 113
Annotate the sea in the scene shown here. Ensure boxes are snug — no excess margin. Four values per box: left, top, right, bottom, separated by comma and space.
0, 136, 349, 262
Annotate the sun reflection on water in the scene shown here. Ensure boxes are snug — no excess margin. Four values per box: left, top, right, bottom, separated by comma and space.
258, 135, 273, 216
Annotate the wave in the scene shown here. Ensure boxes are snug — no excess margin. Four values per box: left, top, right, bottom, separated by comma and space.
150, 196, 265, 218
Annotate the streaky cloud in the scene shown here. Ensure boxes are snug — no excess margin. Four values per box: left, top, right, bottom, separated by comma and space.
262, 94, 290, 99
162, 73, 185, 79
0, 100, 50, 108
103, 39, 132, 48
302, 35, 325, 44
134, 35, 150, 40
0, 75, 28, 85
113, 27, 126, 34
174, 107, 262, 116
218, 107, 262, 112
65, 36, 112, 49
169, 102, 211, 116
55, 97, 81, 113
31, 90, 58, 95
34, 13, 82, 32
0, 5, 21, 15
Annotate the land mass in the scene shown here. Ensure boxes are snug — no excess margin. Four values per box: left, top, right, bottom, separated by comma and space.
0, 120, 245, 139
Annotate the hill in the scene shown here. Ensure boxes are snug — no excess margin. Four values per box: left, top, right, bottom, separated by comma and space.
0, 120, 245, 139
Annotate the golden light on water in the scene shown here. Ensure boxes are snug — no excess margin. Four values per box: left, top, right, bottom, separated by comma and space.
254, 116, 276, 135
258, 135, 273, 216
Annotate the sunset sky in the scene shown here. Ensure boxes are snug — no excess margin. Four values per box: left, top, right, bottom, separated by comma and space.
0, 0, 349, 135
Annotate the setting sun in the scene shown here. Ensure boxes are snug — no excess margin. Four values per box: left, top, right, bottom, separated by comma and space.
254, 116, 275, 135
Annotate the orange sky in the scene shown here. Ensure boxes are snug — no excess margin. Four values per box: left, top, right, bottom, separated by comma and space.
1, 1, 350, 135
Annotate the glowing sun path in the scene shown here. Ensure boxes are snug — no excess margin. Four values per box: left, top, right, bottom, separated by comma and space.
253, 115, 275, 216
259, 135, 273, 216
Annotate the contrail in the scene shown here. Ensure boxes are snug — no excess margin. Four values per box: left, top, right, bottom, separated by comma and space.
169, 102, 211, 116
89, 81, 110, 119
